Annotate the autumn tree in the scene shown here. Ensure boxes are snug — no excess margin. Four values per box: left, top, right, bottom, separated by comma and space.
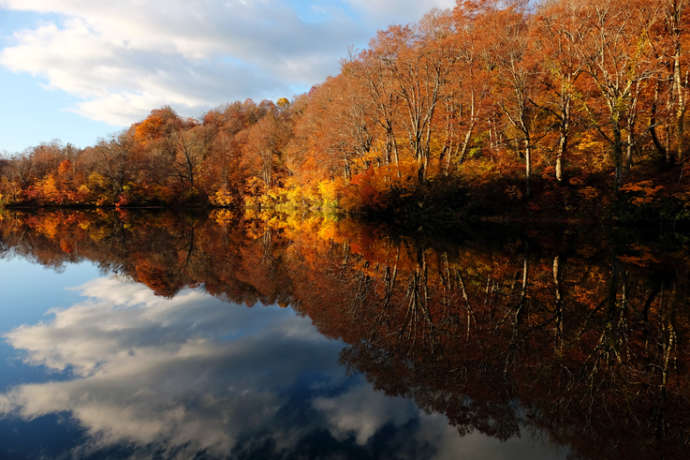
531, 0, 587, 183
355, 35, 403, 176
389, 13, 454, 183
244, 104, 291, 188
575, 0, 657, 188
440, 3, 490, 175
483, 1, 538, 196
648, 0, 690, 164
172, 122, 207, 196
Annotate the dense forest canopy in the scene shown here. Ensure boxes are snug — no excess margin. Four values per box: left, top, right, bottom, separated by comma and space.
1, 0, 689, 220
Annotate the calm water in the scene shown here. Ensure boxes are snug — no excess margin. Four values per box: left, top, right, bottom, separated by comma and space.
0, 210, 687, 459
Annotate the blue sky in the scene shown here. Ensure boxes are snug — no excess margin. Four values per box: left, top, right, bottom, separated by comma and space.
0, 0, 454, 155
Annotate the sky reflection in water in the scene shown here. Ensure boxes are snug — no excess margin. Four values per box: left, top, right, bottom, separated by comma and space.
0, 262, 567, 459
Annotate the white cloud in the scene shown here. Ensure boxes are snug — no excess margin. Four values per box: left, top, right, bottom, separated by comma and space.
0, 1, 458, 126
313, 385, 570, 459
314, 385, 417, 444
345, 0, 456, 23
7, 276, 327, 376
0, 276, 344, 456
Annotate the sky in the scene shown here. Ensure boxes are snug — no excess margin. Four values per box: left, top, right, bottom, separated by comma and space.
0, 0, 455, 155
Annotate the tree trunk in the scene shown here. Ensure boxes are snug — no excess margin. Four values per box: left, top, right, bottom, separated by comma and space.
417, 155, 427, 184
673, 12, 686, 163
649, 77, 668, 160
556, 135, 566, 183
613, 126, 623, 190
556, 98, 571, 184
458, 91, 477, 166
553, 255, 564, 355
626, 131, 634, 172
387, 125, 401, 178
524, 137, 532, 198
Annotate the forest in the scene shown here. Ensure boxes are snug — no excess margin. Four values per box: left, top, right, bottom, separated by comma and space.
1, 0, 690, 223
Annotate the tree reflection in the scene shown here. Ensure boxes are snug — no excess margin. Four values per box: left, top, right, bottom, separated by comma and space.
0, 210, 688, 460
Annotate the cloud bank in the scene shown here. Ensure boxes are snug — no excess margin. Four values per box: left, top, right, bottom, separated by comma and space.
0, 0, 455, 125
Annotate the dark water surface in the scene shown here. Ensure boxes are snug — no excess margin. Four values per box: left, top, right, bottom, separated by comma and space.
0, 210, 687, 459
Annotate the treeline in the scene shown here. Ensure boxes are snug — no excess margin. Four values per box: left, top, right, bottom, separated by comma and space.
1, 0, 690, 219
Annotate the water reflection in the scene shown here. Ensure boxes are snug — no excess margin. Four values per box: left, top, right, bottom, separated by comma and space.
0, 276, 565, 460
0, 210, 687, 459
0, 278, 341, 457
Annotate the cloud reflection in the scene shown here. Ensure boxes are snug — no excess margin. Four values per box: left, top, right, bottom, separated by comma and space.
0, 277, 344, 457
0, 276, 568, 459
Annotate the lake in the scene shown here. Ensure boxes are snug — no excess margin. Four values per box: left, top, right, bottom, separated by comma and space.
0, 210, 687, 459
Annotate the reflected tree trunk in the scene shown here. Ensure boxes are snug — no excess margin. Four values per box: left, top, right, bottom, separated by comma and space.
553, 255, 564, 356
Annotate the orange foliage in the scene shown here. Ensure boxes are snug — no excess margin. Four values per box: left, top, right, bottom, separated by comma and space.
0, 0, 689, 222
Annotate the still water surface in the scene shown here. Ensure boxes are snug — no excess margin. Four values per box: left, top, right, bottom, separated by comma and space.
0, 210, 686, 459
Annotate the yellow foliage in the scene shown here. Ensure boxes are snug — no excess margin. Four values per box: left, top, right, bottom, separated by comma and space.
352, 150, 386, 169
244, 196, 261, 210
39, 175, 58, 199
36, 217, 59, 239
210, 189, 234, 207
318, 179, 341, 205
88, 172, 106, 188
244, 207, 259, 219
211, 209, 235, 225
286, 186, 305, 205
245, 176, 266, 196
77, 184, 91, 196
89, 227, 108, 242
574, 133, 608, 172
317, 219, 339, 241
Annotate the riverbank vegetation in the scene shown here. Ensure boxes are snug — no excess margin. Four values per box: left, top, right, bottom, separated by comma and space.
1, 0, 690, 223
